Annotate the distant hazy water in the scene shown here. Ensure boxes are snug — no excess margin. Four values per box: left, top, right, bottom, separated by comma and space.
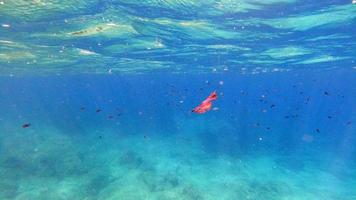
0, 69, 355, 199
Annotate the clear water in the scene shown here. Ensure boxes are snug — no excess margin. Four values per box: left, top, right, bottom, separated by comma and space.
0, 1, 355, 200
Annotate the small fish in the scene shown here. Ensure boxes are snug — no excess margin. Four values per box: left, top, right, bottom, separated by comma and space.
22, 123, 31, 128
270, 104, 275, 108
316, 129, 320, 133
327, 116, 332, 119
192, 91, 218, 114
96, 109, 102, 113
324, 91, 329, 96
346, 121, 352, 125
108, 115, 113, 119
80, 107, 85, 111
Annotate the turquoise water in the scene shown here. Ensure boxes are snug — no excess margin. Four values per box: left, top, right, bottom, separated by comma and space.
1, 1, 356, 199
1, 71, 355, 199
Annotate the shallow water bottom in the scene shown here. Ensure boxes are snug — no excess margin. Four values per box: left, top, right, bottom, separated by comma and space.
1, 124, 355, 200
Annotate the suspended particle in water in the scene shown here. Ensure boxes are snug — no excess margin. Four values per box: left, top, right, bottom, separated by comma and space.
302, 134, 314, 143
259, 137, 263, 141
219, 81, 224, 85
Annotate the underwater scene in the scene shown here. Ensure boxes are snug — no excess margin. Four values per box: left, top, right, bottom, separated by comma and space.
0, 0, 356, 200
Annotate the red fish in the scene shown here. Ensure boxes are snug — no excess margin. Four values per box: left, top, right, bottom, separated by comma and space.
192, 91, 218, 114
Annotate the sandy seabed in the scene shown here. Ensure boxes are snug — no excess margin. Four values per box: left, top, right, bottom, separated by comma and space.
0, 124, 355, 200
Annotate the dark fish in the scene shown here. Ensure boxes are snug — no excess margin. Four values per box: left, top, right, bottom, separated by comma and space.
346, 121, 352, 125
316, 129, 320, 133
328, 116, 332, 119
80, 107, 85, 111
324, 91, 329, 95
270, 104, 275, 108
108, 115, 113, 119
22, 123, 31, 128
96, 109, 102, 113
266, 127, 271, 130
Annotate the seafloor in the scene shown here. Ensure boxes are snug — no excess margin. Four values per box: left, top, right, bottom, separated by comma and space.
0, 70, 355, 200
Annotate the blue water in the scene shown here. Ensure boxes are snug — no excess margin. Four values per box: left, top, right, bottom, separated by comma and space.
0, 69, 355, 199
1, 0, 356, 199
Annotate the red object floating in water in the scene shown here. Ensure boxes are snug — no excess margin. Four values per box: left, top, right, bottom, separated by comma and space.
22, 123, 31, 128
192, 91, 218, 114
